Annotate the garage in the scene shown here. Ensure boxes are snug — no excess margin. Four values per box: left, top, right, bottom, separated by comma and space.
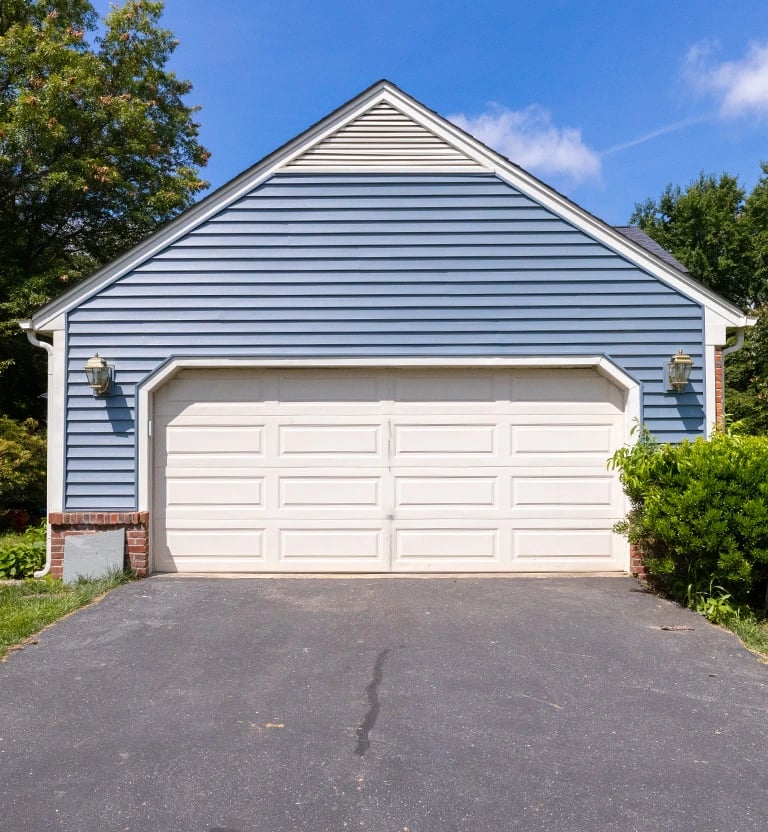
152, 365, 628, 573
28, 82, 749, 580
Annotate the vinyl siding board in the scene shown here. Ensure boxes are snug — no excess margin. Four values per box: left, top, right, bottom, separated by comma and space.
65, 172, 705, 509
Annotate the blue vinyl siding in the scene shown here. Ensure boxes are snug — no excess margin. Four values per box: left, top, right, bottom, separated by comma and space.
65, 173, 705, 509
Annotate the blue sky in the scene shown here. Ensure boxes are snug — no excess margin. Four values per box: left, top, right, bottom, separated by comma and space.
99, 1, 768, 224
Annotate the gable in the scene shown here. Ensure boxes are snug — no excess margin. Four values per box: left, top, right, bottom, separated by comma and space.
25, 80, 750, 331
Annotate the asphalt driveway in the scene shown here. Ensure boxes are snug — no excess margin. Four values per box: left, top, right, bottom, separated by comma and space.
1, 576, 766, 832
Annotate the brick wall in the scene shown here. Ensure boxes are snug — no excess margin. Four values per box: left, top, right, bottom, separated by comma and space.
48, 512, 149, 579
629, 543, 647, 581
714, 346, 725, 431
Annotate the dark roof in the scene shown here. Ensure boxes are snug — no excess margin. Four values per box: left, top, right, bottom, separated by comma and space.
614, 226, 689, 274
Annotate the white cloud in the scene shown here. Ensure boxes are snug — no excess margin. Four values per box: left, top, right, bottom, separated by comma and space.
686, 40, 768, 117
449, 104, 601, 184
601, 115, 709, 156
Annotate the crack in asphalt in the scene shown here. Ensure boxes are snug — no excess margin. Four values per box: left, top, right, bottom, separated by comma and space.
354, 649, 390, 756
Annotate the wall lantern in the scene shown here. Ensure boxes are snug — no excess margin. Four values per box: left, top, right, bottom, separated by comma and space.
667, 349, 693, 392
84, 353, 113, 395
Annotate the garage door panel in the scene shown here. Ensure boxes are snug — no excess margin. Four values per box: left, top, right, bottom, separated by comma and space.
163, 510, 267, 526
278, 476, 383, 509
160, 461, 266, 477
513, 528, 617, 558
395, 475, 497, 508
167, 477, 264, 506
278, 424, 383, 458
160, 369, 265, 403
164, 529, 264, 558
512, 424, 614, 455
166, 426, 264, 455
392, 371, 502, 403
158, 555, 265, 573
393, 423, 498, 457
156, 401, 270, 418
276, 370, 382, 403
512, 369, 625, 408
512, 476, 615, 507
278, 528, 386, 563
394, 528, 500, 561
509, 401, 623, 417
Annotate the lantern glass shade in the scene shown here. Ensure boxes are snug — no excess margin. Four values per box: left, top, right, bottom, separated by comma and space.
668, 349, 693, 391
84, 353, 112, 394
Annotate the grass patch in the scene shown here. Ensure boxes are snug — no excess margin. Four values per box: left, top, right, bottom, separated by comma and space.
0, 572, 134, 660
724, 615, 768, 659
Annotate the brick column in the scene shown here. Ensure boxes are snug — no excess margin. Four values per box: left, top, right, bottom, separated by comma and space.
47, 512, 150, 579
629, 543, 647, 581
714, 346, 725, 431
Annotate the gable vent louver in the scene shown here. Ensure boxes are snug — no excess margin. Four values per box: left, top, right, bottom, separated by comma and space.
284, 101, 486, 171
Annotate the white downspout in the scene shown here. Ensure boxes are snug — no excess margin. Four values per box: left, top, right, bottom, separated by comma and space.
720, 327, 747, 429
722, 327, 745, 359
18, 321, 53, 578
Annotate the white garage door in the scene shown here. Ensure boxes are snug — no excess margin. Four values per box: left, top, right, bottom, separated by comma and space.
152, 367, 627, 573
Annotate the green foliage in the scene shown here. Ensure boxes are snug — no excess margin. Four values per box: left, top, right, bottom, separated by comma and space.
743, 163, 768, 301
724, 303, 768, 434
0, 415, 46, 511
0, 570, 133, 658
631, 171, 757, 307
0, 520, 46, 578
610, 425, 768, 608
726, 614, 768, 657
0, 1, 209, 418
685, 582, 749, 624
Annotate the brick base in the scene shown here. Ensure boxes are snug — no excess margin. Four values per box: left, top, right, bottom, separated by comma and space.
630, 543, 647, 581
714, 346, 724, 431
48, 512, 150, 579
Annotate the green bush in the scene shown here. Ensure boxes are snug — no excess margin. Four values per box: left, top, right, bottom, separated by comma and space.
0, 416, 46, 514
0, 521, 46, 579
610, 425, 768, 609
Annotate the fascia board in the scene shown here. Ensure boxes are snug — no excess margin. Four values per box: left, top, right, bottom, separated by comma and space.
30, 79, 751, 329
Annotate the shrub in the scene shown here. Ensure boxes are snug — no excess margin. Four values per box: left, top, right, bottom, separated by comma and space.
610, 425, 768, 609
0, 416, 46, 516
0, 521, 46, 579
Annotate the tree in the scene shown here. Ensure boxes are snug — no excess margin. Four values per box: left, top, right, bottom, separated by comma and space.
630, 172, 758, 308
632, 166, 768, 434
0, 0, 209, 418
723, 303, 768, 434
0, 415, 46, 516
744, 163, 768, 301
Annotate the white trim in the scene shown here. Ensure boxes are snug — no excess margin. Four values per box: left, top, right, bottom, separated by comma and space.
47, 331, 66, 513
704, 306, 728, 348
18, 323, 67, 577
17, 323, 65, 510
28, 81, 751, 332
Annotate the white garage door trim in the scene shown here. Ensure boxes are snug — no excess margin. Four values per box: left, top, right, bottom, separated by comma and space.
138, 357, 639, 573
